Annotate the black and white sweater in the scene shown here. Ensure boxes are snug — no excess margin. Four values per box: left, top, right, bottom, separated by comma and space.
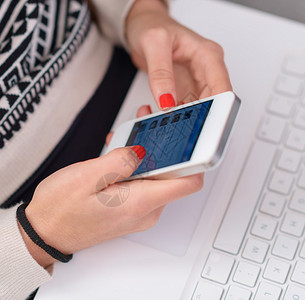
0, 0, 136, 299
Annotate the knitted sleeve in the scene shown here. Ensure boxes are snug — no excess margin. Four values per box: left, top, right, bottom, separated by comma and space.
0, 206, 51, 300
89, 0, 169, 46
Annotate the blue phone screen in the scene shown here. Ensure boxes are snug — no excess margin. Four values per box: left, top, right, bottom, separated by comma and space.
126, 100, 213, 176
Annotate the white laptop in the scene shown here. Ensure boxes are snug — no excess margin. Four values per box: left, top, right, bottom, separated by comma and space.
36, 0, 305, 299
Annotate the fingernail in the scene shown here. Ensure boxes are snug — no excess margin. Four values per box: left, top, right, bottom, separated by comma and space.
159, 93, 175, 109
130, 145, 146, 160
181, 102, 185, 105
147, 105, 152, 114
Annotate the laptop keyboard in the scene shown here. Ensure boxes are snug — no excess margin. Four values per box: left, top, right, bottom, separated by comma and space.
192, 54, 305, 299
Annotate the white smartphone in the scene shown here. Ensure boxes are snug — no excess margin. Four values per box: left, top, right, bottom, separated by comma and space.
106, 91, 241, 180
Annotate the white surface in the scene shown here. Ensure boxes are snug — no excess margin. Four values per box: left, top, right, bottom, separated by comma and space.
223, 0, 305, 24
37, 0, 305, 299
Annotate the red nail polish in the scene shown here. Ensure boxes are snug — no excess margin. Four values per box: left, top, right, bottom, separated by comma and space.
130, 145, 146, 160
147, 105, 152, 114
159, 94, 175, 109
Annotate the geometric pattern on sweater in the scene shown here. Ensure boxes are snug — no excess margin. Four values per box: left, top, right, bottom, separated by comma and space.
0, 0, 91, 148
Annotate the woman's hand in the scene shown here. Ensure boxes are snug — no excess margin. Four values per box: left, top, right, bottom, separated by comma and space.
21, 105, 203, 268
126, 0, 232, 109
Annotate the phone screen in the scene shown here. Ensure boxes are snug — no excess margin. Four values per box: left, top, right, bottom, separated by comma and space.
126, 100, 213, 175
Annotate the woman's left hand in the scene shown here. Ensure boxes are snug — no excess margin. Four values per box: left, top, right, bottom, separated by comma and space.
126, 0, 232, 109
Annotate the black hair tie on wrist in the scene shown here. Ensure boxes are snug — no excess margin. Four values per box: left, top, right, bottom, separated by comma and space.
17, 202, 73, 263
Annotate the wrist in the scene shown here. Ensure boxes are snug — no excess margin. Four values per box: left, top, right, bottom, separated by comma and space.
17, 202, 73, 266
18, 221, 56, 269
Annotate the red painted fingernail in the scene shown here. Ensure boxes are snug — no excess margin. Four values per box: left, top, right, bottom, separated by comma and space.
130, 145, 146, 160
147, 105, 152, 114
159, 93, 175, 109
181, 102, 185, 105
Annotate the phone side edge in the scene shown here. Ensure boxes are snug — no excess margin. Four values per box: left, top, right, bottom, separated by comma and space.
205, 94, 241, 169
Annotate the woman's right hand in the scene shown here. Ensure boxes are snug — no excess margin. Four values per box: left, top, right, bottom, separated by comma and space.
21, 125, 203, 268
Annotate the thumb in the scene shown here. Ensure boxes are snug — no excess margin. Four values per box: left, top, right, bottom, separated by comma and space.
95, 146, 146, 191
142, 28, 176, 110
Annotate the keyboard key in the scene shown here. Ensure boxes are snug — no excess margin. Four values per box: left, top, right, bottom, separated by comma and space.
242, 238, 269, 263
233, 261, 260, 287
257, 116, 286, 144
293, 107, 305, 129
225, 285, 251, 300
251, 215, 277, 240
192, 281, 223, 300
214, 141, 276, 254
263, 258, 290, 284
291, 261, 305, 285
297, 171, 305, 189
285, 127, 305, 151
284, 285, 305, 300
275, 74, 303, 97
290, 189, 305, 213
281, 212, 305, 237
272, 235, 299, 260
268, 170, 294, 195
260, 193, 286, 217
254, 282, 282, 300
302, 95, 305, 107
277, 149, 301, 173
283, 55, 305, 77
267, 95, 294, 118
300, 241, 305, 259
201, 252, 235, 284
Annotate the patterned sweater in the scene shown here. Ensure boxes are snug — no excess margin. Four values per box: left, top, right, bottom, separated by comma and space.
0, 0, 136, 299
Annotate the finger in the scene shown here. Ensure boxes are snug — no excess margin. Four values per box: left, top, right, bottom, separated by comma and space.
74, 147, 146, 192
173, 63, 198, 104
198, 85, 211, 99
202, 57, 232, 96
124, 173, 204, 216
136, 105, 152, 118
136, 205, 166, 231
184, 40, 232, 97
141, 28, 176, 110
105, 132, 113, 146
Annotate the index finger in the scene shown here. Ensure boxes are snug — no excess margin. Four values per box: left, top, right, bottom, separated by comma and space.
141, 28, 177, 109
190, 41, 232, 97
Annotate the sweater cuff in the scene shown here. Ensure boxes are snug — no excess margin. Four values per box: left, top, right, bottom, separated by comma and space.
90, 0, 136, 47
90, 0, 169, 48
0, 205, 51, 300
